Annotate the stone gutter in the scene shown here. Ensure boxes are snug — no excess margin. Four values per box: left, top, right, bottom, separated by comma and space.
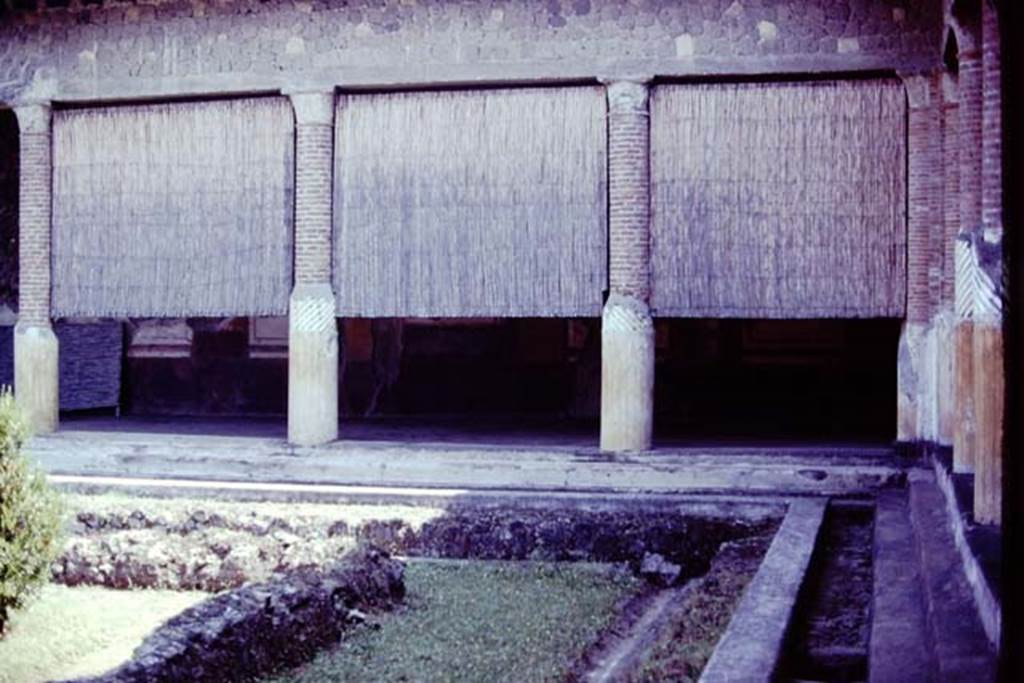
699, 498, 827, 683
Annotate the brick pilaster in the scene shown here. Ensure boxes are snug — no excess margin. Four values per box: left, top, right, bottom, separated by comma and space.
12, 101, 58, 434
958, 44, 984, 266
905, 74, 943, 325
980, 2, 1002, 264
13, 103, 52, 327
290, 92, 335, 285
937, 73, 960, 445
942, 74, 959, 311
605, 79, 651, 303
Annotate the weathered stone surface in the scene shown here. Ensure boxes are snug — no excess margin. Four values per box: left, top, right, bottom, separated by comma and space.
62, 547, 405, 683
639, 552, 681, 586
53, 504, 356, 591
0, 1, 943, 105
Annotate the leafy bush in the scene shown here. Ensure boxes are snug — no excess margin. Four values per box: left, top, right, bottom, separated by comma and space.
0, 388, 63, 636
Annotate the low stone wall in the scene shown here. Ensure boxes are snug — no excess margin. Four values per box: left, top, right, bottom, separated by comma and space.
53, 495, 780, 591
63, 547, 405, 683
357, 507, 779, 583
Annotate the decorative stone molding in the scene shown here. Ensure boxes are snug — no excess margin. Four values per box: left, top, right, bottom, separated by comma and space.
290, 284, 336, 335
954, 236, 975, 321
12, 102, 50, 135
603, 78, 651, 114
602, 294, 653, 335
901, 73, 935, 110
288, 91, 335, 127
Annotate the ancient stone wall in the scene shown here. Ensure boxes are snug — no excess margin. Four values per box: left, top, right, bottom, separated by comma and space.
1, 1, 942, 105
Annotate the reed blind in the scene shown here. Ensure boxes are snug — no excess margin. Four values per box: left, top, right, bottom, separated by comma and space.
651, 79, 907, 318
52, 97, 294, 317
334, 86, 607, 317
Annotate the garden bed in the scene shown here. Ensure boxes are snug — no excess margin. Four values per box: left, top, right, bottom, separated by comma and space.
29, 491, 784, 682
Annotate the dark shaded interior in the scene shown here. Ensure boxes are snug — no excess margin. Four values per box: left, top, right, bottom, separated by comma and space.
654, 319, 900, 442
120, 316, 898, 443
0, 107, 18, 311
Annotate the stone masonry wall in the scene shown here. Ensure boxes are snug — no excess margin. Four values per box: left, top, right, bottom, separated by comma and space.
1, 1, 943, 105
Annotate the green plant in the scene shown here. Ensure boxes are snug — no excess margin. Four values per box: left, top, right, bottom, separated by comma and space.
0, 388, 63, 637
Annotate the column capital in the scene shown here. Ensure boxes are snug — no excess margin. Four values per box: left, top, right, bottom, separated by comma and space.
899, 72, 940, 109
287, 91, 335, 127
601, 78, 652, 113
13, 102, 52, 135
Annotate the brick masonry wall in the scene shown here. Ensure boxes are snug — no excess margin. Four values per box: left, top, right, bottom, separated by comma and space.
0, 1, 943, 105
906, 74, 942, 324
606, 80, 650, 303
942, 87, 958, 309
14, 103, 49, 326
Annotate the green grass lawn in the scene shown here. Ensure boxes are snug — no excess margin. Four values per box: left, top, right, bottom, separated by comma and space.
268, 560, 641, 683
0, 583, 206, 683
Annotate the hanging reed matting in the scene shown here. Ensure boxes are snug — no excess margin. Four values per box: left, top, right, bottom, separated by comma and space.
651, 79, 907, 318
334, 87, 607, 317
52, 97, 294, 317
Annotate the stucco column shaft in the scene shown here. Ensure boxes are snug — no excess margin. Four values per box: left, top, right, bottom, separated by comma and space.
600, 79, 654, 452
898, 74, 942, 444
954, 43, 983, 473
13, 103, 58, 434
973, 2, 1003, 525
287, 91, 338, 446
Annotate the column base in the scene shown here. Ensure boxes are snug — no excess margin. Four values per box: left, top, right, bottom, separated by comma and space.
972, 322, 1003, 525
288, 284, 338, 446
599, 296, 654, 452
13, 322, 59, 435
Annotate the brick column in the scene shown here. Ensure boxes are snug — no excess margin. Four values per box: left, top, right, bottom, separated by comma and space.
898, 74, 943, 445
973, 1, 1003, 524
937, 73, 959, 445
954, 37, 984, 474
287, 91, 338, 446
13, 102, 58, 434
600, 79, 654, 452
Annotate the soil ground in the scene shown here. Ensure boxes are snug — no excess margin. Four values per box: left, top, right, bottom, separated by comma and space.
0, 583, 205, 683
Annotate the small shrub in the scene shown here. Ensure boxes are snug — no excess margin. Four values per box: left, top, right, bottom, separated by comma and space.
0, 388, 63, 636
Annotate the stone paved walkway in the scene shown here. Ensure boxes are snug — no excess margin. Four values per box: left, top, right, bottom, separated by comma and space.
869, 473, 996, 682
